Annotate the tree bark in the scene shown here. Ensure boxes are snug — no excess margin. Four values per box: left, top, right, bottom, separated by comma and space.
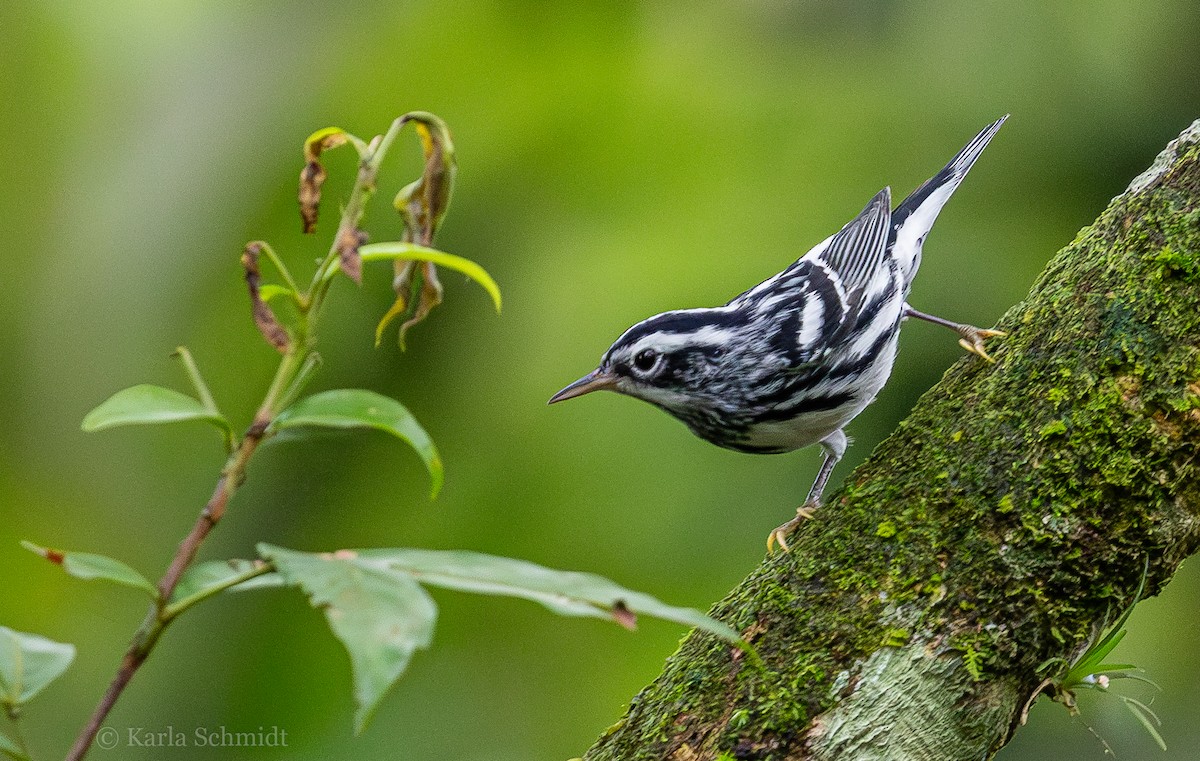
582, 119, 1200, 761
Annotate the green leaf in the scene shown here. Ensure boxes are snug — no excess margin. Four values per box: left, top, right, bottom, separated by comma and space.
0, 731, 27, 761
0, 627, 75, 708
1121, 695, 1167, 750
270, 389, 443, 498
330, 242, 502, 313
21, 541, 157, 598
258, 544, 437, 734
258, 284, 295, 303
258, 544, 744, 734
353, 548, 742, 642
169, 559, 282, 605
81, 384, 231, 436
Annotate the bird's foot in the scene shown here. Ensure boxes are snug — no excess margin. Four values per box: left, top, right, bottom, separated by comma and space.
956, 325, 1006, 363
767, 501, 819, 553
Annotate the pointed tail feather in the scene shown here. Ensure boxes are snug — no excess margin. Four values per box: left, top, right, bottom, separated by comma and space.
890, 115, 1008, 283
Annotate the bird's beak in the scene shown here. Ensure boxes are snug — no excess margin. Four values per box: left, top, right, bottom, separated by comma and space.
548, 369, 617, 404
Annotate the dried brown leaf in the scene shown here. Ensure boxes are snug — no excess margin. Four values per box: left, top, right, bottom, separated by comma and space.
299, 128, 350, 234
337, 226, 368, 286
241, 242, 291, 352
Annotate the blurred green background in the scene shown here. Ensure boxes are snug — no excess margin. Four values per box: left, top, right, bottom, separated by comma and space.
2, 1, 1198, 759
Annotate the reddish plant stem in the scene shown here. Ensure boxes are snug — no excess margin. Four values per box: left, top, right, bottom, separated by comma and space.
64, 420, 269, 761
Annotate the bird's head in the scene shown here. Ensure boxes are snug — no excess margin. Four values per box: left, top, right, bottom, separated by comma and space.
548, 309, 739, 410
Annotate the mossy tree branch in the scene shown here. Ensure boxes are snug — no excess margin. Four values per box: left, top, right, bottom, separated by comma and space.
583, 119, 1200, 761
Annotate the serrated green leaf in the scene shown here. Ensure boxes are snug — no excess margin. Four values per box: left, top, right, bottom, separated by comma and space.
169, 559, 282, 605
329, 242, 502, 313
270, 390, 443, 498
0, 627, 75, 708
81, 384, 231, 436
0, 730, 28, 761
258, 544, 437, 734
21, 541, 156, 598
352, 548, 742, 643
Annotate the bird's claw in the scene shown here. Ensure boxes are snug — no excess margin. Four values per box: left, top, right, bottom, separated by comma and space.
956, 326, 1006, 363
767, 502, 818, 553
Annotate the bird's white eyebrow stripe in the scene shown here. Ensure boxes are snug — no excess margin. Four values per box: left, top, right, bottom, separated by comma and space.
626, 325, 739, 355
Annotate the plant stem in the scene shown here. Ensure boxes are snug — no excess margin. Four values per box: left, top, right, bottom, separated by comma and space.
172, 346, 219, 414
160, 562, 276, 620
5, 707, 33, 761
65, 117, 408, 761
63, 419, 270, 761
256, 241, 303, 297
172, 347, 235, 452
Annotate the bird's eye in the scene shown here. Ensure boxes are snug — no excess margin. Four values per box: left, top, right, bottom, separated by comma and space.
633, 349, 658, 372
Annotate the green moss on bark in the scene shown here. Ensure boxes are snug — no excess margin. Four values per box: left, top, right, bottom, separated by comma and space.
583, 122, 1200, 761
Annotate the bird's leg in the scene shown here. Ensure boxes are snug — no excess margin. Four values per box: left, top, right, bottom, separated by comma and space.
903, 304, 1005, 362
768, 431, 845, 553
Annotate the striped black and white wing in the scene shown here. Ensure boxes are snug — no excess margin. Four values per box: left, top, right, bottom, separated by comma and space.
728, 188, 894, 367
801, 186, 895, 352
811, 186, 893, 299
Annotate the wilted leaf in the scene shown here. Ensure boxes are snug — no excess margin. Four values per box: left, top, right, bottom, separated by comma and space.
0, 627, 75, 708
242, 242, 291, 352
336, 226, 368, 286
81, 384, 230, 435
169, 559, 282, 605
345, 548, 742, 642
258, 544, 437, 734
377, 260, 443, 349
300, 126, 350, 234
375, 112, 457, 343
270, 389, 443, 497
393, 112, 456, 246
21, 541, 157, 597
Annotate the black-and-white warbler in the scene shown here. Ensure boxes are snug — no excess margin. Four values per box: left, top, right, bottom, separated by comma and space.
550, 117, 1008, 551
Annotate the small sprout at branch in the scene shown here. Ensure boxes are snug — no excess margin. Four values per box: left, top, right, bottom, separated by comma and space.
241, 242, 292, 353
21, 542, 158, 599
258, 284, 295, 303
299, 127, 352, 234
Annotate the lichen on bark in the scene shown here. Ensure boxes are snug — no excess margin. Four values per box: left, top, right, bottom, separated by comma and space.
582, 119, 1200, 761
